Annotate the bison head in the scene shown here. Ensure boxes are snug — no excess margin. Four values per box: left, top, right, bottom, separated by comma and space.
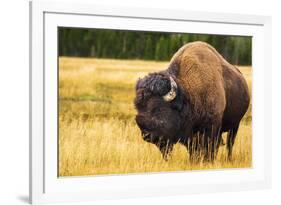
134, 73, 188, 146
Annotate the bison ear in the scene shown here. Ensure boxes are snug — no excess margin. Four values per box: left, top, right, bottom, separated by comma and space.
170, 87, 186, 111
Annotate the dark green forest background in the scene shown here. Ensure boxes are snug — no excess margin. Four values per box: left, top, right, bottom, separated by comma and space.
59, 28, 252, 65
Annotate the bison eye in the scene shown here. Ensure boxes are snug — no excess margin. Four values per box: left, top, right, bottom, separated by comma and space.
152, 107, 162, 114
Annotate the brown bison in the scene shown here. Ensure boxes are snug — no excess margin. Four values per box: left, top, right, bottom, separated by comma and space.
134, 41, 250, 162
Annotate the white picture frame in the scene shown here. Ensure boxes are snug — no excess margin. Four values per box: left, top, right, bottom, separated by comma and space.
29, 0, 272, 204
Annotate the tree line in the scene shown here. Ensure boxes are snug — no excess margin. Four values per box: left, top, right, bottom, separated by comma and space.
59, 28, 252, 65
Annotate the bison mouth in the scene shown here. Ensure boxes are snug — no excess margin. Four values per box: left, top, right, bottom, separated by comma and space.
142, 132, 152, 141
141, 131, 162, 144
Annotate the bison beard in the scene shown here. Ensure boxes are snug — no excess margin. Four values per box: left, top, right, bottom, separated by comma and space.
134, 41, 250, 162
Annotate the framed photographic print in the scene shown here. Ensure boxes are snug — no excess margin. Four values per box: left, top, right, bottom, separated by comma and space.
29, 0, 272, 204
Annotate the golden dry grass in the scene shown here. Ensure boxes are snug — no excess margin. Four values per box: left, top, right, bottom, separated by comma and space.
59, 57, 252, 177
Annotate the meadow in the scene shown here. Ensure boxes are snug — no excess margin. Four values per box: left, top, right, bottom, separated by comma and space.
59, 57, 252, 177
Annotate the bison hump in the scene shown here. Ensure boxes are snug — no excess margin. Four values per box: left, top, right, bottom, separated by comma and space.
172, 42, 226, 122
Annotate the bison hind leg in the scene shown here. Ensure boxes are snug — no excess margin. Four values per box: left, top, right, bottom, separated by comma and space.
226, 124, 239, 160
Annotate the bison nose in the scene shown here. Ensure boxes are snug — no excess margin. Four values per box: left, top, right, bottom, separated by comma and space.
135, 115, 146, 129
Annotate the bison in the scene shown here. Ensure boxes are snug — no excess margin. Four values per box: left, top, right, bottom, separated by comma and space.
134, 41, 250, 162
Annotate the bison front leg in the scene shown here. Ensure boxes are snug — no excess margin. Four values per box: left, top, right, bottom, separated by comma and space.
203, 125, 222, 162
187, 133, 203, 164
157, 140, 174, 160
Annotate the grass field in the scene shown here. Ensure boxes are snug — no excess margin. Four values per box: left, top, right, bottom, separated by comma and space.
59, 57, 252, 177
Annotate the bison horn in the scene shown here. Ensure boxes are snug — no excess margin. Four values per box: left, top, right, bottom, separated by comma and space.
163, 76, 177, 102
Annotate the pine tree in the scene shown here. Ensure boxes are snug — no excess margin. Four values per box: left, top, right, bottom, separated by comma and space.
155, 37, 168, 60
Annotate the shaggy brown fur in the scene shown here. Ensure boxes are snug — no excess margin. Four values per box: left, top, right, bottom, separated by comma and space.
169, 41, 250, 160
135, 41, 250, 162
170, 42, 226, 130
